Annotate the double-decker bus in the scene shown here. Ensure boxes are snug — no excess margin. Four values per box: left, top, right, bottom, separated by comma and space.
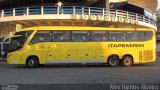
7, 26, 156, 68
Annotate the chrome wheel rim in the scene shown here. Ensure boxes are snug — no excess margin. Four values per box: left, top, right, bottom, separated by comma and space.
124, 58, 131, 65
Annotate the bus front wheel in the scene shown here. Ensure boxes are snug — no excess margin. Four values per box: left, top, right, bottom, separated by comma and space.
107, 55, 120, 67
26, 57, 39, 68
122, 55, 133, 67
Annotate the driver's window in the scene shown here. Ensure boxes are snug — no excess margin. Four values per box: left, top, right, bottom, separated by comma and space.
30, 31, 52, 44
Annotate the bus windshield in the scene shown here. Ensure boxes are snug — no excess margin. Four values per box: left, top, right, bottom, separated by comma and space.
9, 31, 33, 52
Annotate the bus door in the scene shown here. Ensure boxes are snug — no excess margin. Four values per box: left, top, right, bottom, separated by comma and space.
29, 31, 52, 64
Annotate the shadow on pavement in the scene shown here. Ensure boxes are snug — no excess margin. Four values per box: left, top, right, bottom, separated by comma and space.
10, 62, 158, 69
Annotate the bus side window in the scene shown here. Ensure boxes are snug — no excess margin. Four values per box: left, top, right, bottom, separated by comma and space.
91, 31, 108, 41
53, 31, 70, 42
125, 31, 135, 41
72, 31, 89, 42
109, 31, 127, 41
30, 31, 52, 44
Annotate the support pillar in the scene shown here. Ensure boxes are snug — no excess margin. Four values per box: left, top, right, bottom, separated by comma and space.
106, 0, 110, 15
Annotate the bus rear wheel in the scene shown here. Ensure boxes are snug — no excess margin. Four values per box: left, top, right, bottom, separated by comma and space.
107, 55, 120, 67
122, 56, 133, 67
26, 57, 38, 68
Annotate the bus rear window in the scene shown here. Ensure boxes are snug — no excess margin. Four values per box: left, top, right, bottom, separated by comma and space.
136, 31, 153, 41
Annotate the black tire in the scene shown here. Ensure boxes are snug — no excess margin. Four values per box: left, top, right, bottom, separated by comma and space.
107, 56, 120, 67
26, 57, 38, 68
122, 56, 133, 67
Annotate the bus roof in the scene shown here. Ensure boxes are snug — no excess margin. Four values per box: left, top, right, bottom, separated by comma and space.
18, 26, 154, 32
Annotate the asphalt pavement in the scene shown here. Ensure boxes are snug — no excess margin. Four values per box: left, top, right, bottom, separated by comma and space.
0, 59, 159, 84
0, 56, 160, 90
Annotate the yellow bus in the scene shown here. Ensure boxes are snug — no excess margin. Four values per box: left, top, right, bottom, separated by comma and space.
7, 26, 156, 68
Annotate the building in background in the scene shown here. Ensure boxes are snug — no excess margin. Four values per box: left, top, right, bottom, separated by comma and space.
110, 0, 157, 12
110, 0, 157, 20
0, 0, 157, 36
156, 9, 160, 45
